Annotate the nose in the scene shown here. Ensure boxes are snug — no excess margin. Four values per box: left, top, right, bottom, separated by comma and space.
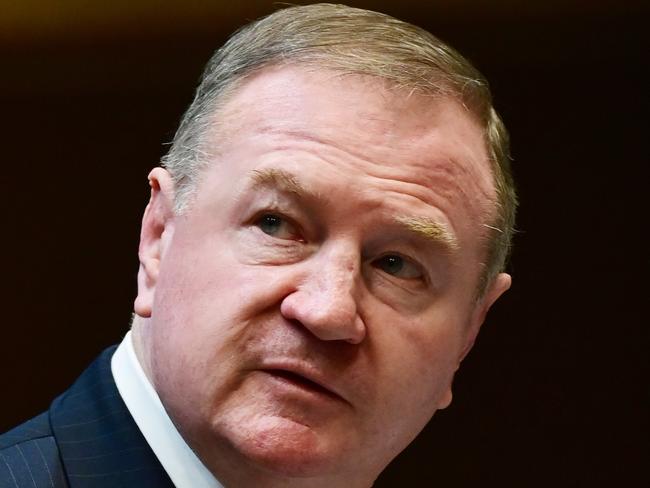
280, 250, 366, 344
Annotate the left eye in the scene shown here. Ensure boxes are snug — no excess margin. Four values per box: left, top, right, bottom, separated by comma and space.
373, 254, 423, 280
255, 213, 301, 240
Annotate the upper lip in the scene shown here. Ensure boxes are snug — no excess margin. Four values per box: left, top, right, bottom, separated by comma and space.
259, 361, 349, 404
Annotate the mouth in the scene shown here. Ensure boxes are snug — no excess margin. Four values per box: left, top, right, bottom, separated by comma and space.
263, 368, 345, 403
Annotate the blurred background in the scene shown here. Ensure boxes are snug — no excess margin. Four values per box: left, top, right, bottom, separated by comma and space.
1, 1, 647, 486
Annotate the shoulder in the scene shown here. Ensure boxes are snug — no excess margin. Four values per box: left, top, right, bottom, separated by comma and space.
0, 412, 51, 450
0, 413, 68, 487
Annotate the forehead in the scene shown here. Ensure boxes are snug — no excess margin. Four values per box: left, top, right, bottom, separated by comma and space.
205, 66, 497, 249
218, 68, 482, 150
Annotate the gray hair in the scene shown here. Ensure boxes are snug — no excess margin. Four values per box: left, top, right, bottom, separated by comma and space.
161, 3, 517, 294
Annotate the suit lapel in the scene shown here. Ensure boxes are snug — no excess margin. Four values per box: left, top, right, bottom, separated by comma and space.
50, 347, 175, 488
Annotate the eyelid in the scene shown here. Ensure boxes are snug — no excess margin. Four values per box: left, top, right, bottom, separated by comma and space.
374, 252, 428, 281
251, 209, 306, 241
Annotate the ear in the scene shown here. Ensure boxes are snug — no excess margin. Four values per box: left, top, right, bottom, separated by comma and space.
133, 168, 176, 318
459, 272, 512, 362
437, 272, 512, 410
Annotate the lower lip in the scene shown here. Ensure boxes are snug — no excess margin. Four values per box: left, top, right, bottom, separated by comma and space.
261, 369, 343, 403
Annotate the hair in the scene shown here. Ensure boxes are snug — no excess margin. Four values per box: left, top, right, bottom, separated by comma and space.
161, 3, 517, 295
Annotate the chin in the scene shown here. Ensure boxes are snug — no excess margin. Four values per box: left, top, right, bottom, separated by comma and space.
219, 413, 349, 478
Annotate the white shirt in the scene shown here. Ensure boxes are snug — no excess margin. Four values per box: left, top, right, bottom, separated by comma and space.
111, 331, 224, 488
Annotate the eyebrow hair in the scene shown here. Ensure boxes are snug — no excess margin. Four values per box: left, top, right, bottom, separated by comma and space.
250, 168, 312, 197
395, 215, 459, 251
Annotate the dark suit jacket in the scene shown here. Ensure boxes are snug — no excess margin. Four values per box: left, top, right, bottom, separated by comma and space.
0, 347, 175, 487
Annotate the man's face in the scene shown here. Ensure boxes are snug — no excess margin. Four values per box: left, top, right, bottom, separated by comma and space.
136, 66, 510, 486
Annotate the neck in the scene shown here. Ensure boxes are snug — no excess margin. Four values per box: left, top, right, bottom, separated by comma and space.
130, 315, 156, 384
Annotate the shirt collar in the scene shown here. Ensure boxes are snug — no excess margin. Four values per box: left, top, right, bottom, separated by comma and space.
111, 331, 224, 488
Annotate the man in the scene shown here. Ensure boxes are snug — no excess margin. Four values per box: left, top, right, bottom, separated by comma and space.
0, 3, 516, 487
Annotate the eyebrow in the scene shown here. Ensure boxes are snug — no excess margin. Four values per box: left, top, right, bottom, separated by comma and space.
247, 168, 458, 251
395, 215, 459, 252
249, 168, 314, 198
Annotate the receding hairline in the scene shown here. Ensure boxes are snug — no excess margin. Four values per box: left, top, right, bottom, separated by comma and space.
200, 63, 492, 180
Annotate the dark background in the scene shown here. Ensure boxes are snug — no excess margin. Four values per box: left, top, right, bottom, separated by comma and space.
1, 1, 647, 486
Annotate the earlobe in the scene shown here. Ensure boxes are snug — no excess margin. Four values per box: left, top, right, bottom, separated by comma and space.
133, 168, 176, 318
438, 387, 453, 410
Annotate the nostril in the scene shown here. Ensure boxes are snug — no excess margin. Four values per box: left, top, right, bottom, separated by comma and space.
280, 286, 364, 342
285, 317, 304, 330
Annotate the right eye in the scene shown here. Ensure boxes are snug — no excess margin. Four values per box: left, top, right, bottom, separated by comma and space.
254, 213, 302, 241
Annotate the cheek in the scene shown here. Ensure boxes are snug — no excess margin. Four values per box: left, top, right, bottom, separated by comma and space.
154, 231, 245, 324
368, 307, 465, 429
347, 334, 457, 463
147, 231, 298, 397
147, 238, 245, 395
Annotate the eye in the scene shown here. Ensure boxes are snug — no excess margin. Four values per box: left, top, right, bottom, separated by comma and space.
373, 254, 423, 280
255, 213, 302, 240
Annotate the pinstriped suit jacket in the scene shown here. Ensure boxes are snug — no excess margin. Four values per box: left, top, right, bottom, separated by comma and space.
0, 347, 175, 487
